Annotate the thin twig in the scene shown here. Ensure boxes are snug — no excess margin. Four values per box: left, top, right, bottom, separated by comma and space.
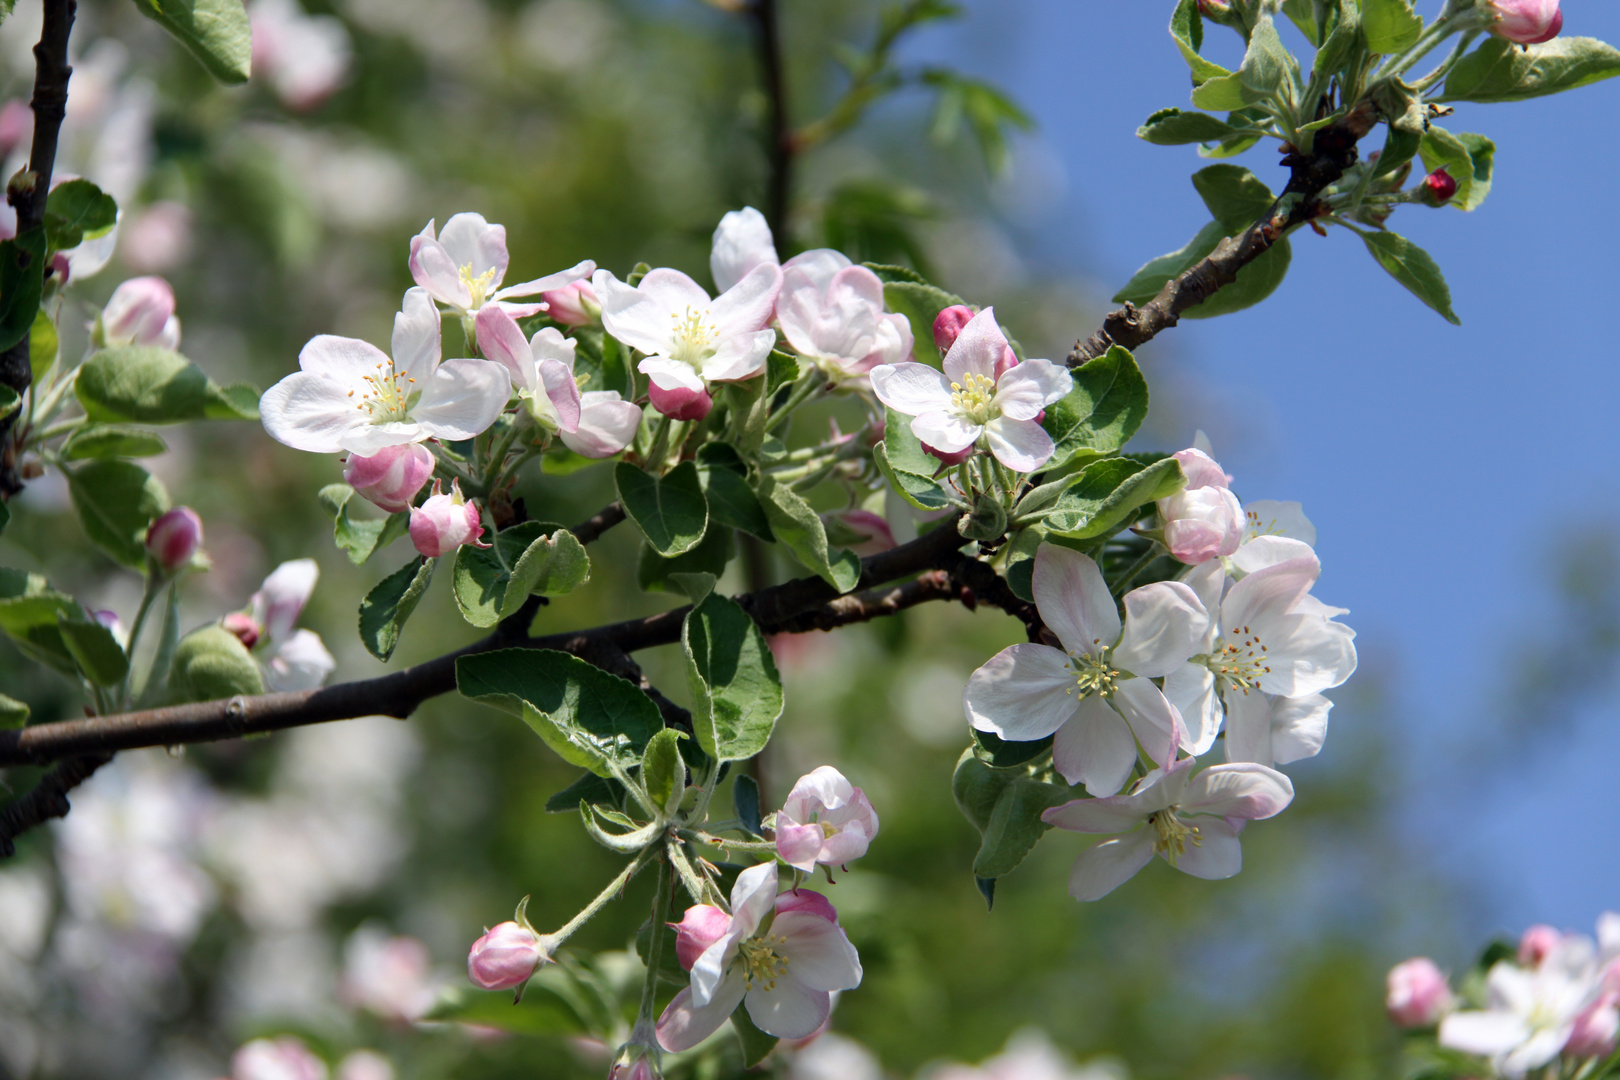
0, 752, 108, 857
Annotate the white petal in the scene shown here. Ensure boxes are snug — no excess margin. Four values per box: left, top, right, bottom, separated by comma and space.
1439, 1011, 1532, 1057
636, 267, 712, 315
1170, 816, 1243, 880
264, 629, 335, 691
784, 765, 854, 818
410, 358, 510, 441
529, 326, 577, 373
709, 262, 782, 337
1182, 559, 1225, 649
865, 312, 914, 367
868, 362, 953, 417
494, 259, 595, 301
1052, 695, 1137, 796
392, 287, 441, 382
1221, 685, 1274, 767
1043, 793, 1149, 835
639, 357, 706, 393
1221, 554, 1320, 630
1255, 615, 1357, 698
1114, 580, 1210, 677
657, 976, 747, 1053
1270, 693, 1331, 765
1243, 500, 1316, 545
727, 862, 779, 940
1181, 762, 1294, 820
983, 417, 1054, 473
297, 334, 391, 381
595, 270, 676, 356
1163, 664, 1221, 756
259, 372, 361, 454
1030, 544, 1119, 658
775, 912, 862, 992
701, 328, 777, 383
963, 643, 1080, 742
711, 206, 779, 293
992, 358, 1071, 419
745, 976, 830, 1040
437, 212, 508, 281
910, 411, 980, 454
337, 421, 423, 457
1228, 535, 1317, 576
1113, 677, 1183, 765
1067, 833, 1155, 901
942, 307, 1004, 385
259, 558, 318, 642
561, 393, 642, 458
778, 248, 850, 292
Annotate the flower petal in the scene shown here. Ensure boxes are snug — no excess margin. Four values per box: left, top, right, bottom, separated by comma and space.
1067, 832, 1155, 901
1114, 677, 1183, 765
408, 232, 471, 310
942, 307, 1005, 385
392, 287, 441, 382
1051, 694, 1138, 795
775, 823, 826, 873
775, 912, 862, 992
594, 270, 675, 356
495, 259, 595, 301
1221, 554, 1320, 630
709, 262, 782, 336
561, 393, 642, 458
911, 411, 980, 454
260, 372, 361, 454
1270, 693, 1331, 765
1254, 614, 1357, 698
1439, 1011, 1532, 1057
701, 328, 777, 383
410, 358, 510, 441
1220, 685, 1274, 767
983, 417, 1054, 473
727, 861, 779, 940
1163, 664, 1221, 756
437, 211, 508, 281
639, 357, 706, 393
711, 206, 779, 294
868, 362, 953, 416
473, 305, 534, 391
992, 358, 1071, 420
297, 334, 391, 381
1114, 580, 1210, 677
1181, 762, 1294, 820
1170, 816, 1243, 880
963, 642, 1079, 742
1228, 535, 1317, 576
259, 558, 318, 642
264, 628, 335, 692
657, 976, 747, 1053
1042, 793, 1149, 835
1031, 544, 1120, 658
746, 976, 831, 1041
1242, 500, 1316, 545
536, 358, 582, 433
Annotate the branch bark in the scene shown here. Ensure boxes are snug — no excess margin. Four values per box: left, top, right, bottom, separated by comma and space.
749, 0, 793, 246
0, 752, 108, 857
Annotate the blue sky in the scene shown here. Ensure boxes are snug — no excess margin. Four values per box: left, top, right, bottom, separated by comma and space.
904, 2, 1620, 937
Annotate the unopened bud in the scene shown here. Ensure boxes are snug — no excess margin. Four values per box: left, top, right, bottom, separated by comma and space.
541, 279, 600, 327
932, 305, 974, 352
1518, 924, 1562, 967
670, 905, 731, 972
467, 921, 549, 991
1386, 957, 1453, 1028
98, 276, 182, 349
608, 1048, 658, 1080
409, 480, 485, 558
1422, 168, 1458, 205
343, 443, 434, 514
222, 611, 261, 650
923, 442, 973, 467
1488, 0, 1562, 45
647, 381, 713, 422
145, 507, 204, 572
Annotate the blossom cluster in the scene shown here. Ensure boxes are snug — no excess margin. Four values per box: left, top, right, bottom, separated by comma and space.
963, 441, 1356, 900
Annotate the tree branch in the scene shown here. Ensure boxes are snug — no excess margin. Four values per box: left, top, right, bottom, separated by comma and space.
749, 0, 793, 246
1, 0, 77, 497
0, 752, 108, 857
1068, 101, 1378, 367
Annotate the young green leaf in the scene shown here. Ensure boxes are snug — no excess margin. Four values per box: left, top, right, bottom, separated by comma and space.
0, 571, 82, 676
1169, 0, 1232, 84
0, 693, 29, 729
60, 425, 170, 461
1136, 108, 1243, 146
695, 443, 774, 541
732, 1006, 780, 1068
317, 483, 409, 567
359, 556, 436, 661
29, 307, 58, 382
615, 461, 709, 557
1360, 229, 1460, 324
132, 0, 253, 84
544, 771, 626, 814
758, 477, 861, 592
1419, 127, 1495, 211
1238, 14, 1298, 107
881, 280, 966, 365
67, 460, 171, 569
43, 179, 117, 250
1192, 164, 1276, 233
1040, 345, 1149, 469
1362, 0, 1423, 55
57, 612, 129, 687
0, 228, 46, 352
1190, 71, 1247, 112
1045, 456, 1187, 540
638, 529, 734, 595
169, 625, 265, 702
682, 593, 783, 763
1444, 36, 1620, 104
640, 728, 687, 817
732, 772, 764, 836
76, 346, 258, 424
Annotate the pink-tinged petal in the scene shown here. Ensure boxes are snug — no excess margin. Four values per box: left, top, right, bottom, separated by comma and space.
774, 912, 862, 992
437, 212, 508, 281
1052, 695, 1138, 795
1221, 555, 1321, 630
298, 334, 391, 381
746, 976, 831, 1040
493, 300, 546, 319
474, 305, 534, 391
1439, 1011, 1532, 1057
1170, 816, 1243, 879
1042, 793, 1149, 835
635, 267, 712, 315
709, 262, 782, 337
1228, 535, 1316, 576
776, 822, 826, 872
260, 372, 362, 454
537, 357, 583, 433
409, 234, 472, 310
561, 393, 641, 458
868, 362, 953, 416
672, 905, 732, 972
774, 889, 838, 923
264, 628, 336, 692
1220, 684, 1274, 767
778, 248, 852, 292
910, 411, 980, 454
1067, 832, 1155, 901
864, 312, 914, 368
1254, 613, 1357, 698
784, 765, 855, 818
1181, 762, 1294, 820
942, 307, 1006, 385
647, 382, 713, 422
1184, 560, 1225, 646
1172, 447, 1230, 490
1164, 518, 1224, 566
711, 206, 780, 293
817, 819, 873, 866
1031, 544, 1119, 658
638, 357, 706, 394
258, 558, 319, 644
963, 642, 1080, 742
1113, 677, 1183, 765
494, 259, 595, 301
594, 270, 676, 356
657, 976, 748, 1052
992, 358, 1071, 420
411, 359, 510, 441
1270, 694, 1331, 765
1164, 664, 1221, 756
727, 862, 779, 940
392, 287, 442, 382
777, 262, 878, 362
700, 328, 777, 383
983, 417, 1054, 473
1114, 580, 1210, 677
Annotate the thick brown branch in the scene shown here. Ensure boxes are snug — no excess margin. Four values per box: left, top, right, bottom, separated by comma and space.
571, 501, 625, 546
1068, 102, 1378, 366
0, 752, 108, 857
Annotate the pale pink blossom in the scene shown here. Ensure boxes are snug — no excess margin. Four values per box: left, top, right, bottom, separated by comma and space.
1042, 754, 1294, 901
467, 921, 549, 991
410, 213, 594, 324
776, 250, 913, 380
773, 766, 879, 872
830, 509, 896, 557
342, 927, 436, 1022
249, 0, 353, 111
343, 443, 435, 514
409, 479, 486, 557
710, 206, 779, 294
657, 863, 861, 1050
1441, 935, 1605, 1077
335, 1051, 395, 1080
671, 904, 732, 971
1157, 447, 1243, 565
145, 506, 203, 571
540, 279, 600, 326
1488, 0, 1562, 44
1565, 995, 1619, 1059
1520, 924, 1564, 968
231, 1036, 328, 1080
98, 275, 181, 349
244, 559, 336, 692
1387, 958, 1454, 1028
120, 201, 193, 273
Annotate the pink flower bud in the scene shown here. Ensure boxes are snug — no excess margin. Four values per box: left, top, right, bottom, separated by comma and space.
1423, 168, 1458, 204
1488, 0, 1562, 44
1386, 957, 1453, 1028
1565, 996, 1620, 1059
467, 921, 548, 991
1518, 924, 1563, 967
932, 305, 975, 352
145, 506, 204, 571
992, 346, 1019, 381
541, 279, 600, 327
343, 443, 435, 514
223, 611, 261, 650
91, 609, 125, 639
609, 1050, 657, 1080
670, 905, 732, 971
647, 381, 713, 422
100, 276, 181, 349
923, 441, 973, 467
834, 509, 897, 557
231, 1036, 328, 1080
409, 480, 485, 558
48, 251, 70, 286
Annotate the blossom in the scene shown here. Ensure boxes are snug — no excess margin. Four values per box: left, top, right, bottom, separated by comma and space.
1521, 924, 1564, 968
773, 766, 879, 873
343, 443, 435, 514
869, 308, 1070, 473
593, 262, 783, 405
249, 0, 353, 111
1387, 958, 1454, 1028
231, 1036, 328, 1080
711, 206, 780, 293
1041, 754, 1294, 901
963, 543, 1209, 796
97, 275, 180, 349
1440, 934, 1604, 1077
473, 305, 641, 458
1157, 447, 1243, 565
1229, 499, 1316, 576
1488, 0, 1562, 44
672, 904, 733, 971
657, 862, 862, 1050
242, 559, 336, 692
145, 506, 203, 571
260, 287, 510, 456
409, 479, 486, 557
410, 213, 593, 325
467, 921, 549, 992
1163, 551, 1356, 763
335, 1051, 395, 1080
342, 926, 437, 1022
540, 279, 600, 327
776, 250, 913, 380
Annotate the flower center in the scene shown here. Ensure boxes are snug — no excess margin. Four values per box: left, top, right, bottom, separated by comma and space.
949, 372, 998, 427
1243, 509, 1287, 543
1065, 642, 1120, 699
459, 264, 501, 309
1148, 809, 1201, 867
350, 360, 419, 423
1207, 624, 1272, 694
738, 934, 789, 992
669, 306, 719, 367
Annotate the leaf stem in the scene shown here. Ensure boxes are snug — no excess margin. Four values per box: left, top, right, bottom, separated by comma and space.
634, 853, 675, 1029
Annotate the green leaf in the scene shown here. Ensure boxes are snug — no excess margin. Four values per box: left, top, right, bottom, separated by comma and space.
1362, 0, 1422, 55
67, 459, 171, 569
682, 593, 783, 763
1169, 0, 1232, 84
0, 385, 17, 422
638, 528, 734, 595
1360, 229, 1460, 324
358, 556, 435, 661
1419, 127, 1495, 211
0, 228, 46, 352
453, 544, 511, 628
60, 425, 169, 460
861, 262, 926, 285
1115, 220, 1225, 306
1313, 0, 1362, 81
316, 484, 409, 567
29, 307, 58, 382
641, 728, 686, 816
1238, 14, 1297, 106
1114, 218, 1292, 320
57, 612, 129, 686
615, 461, 708, 557
1047, 457, 1187, 540
170, 625, 265, 702
881, 280, 966, 365
951, 749, 1070, 882
0, 571, 81, 675
544, 771, 626, 814
1136, 108, 1242, 146
1041, 345, 1149, 470
972, 727, 1053, 769
456, 523, 592, 627
766, 349, 801, 396
132, 0, 253, 84
758, 476, 861, 592
695, 443, 773, 540
1281, 0, 1320, 44
1190, 71, 1247, 112
422, 966, 603, 1035
1444, 35, 1620, 103
0, 693, 28, 729
456, 648, 662, 777
76, 345, 257, 424
1192, 164, 1275, 232
43, 179, 117, 250
732, 1006, 780, 1068
733, 772, 763, 835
